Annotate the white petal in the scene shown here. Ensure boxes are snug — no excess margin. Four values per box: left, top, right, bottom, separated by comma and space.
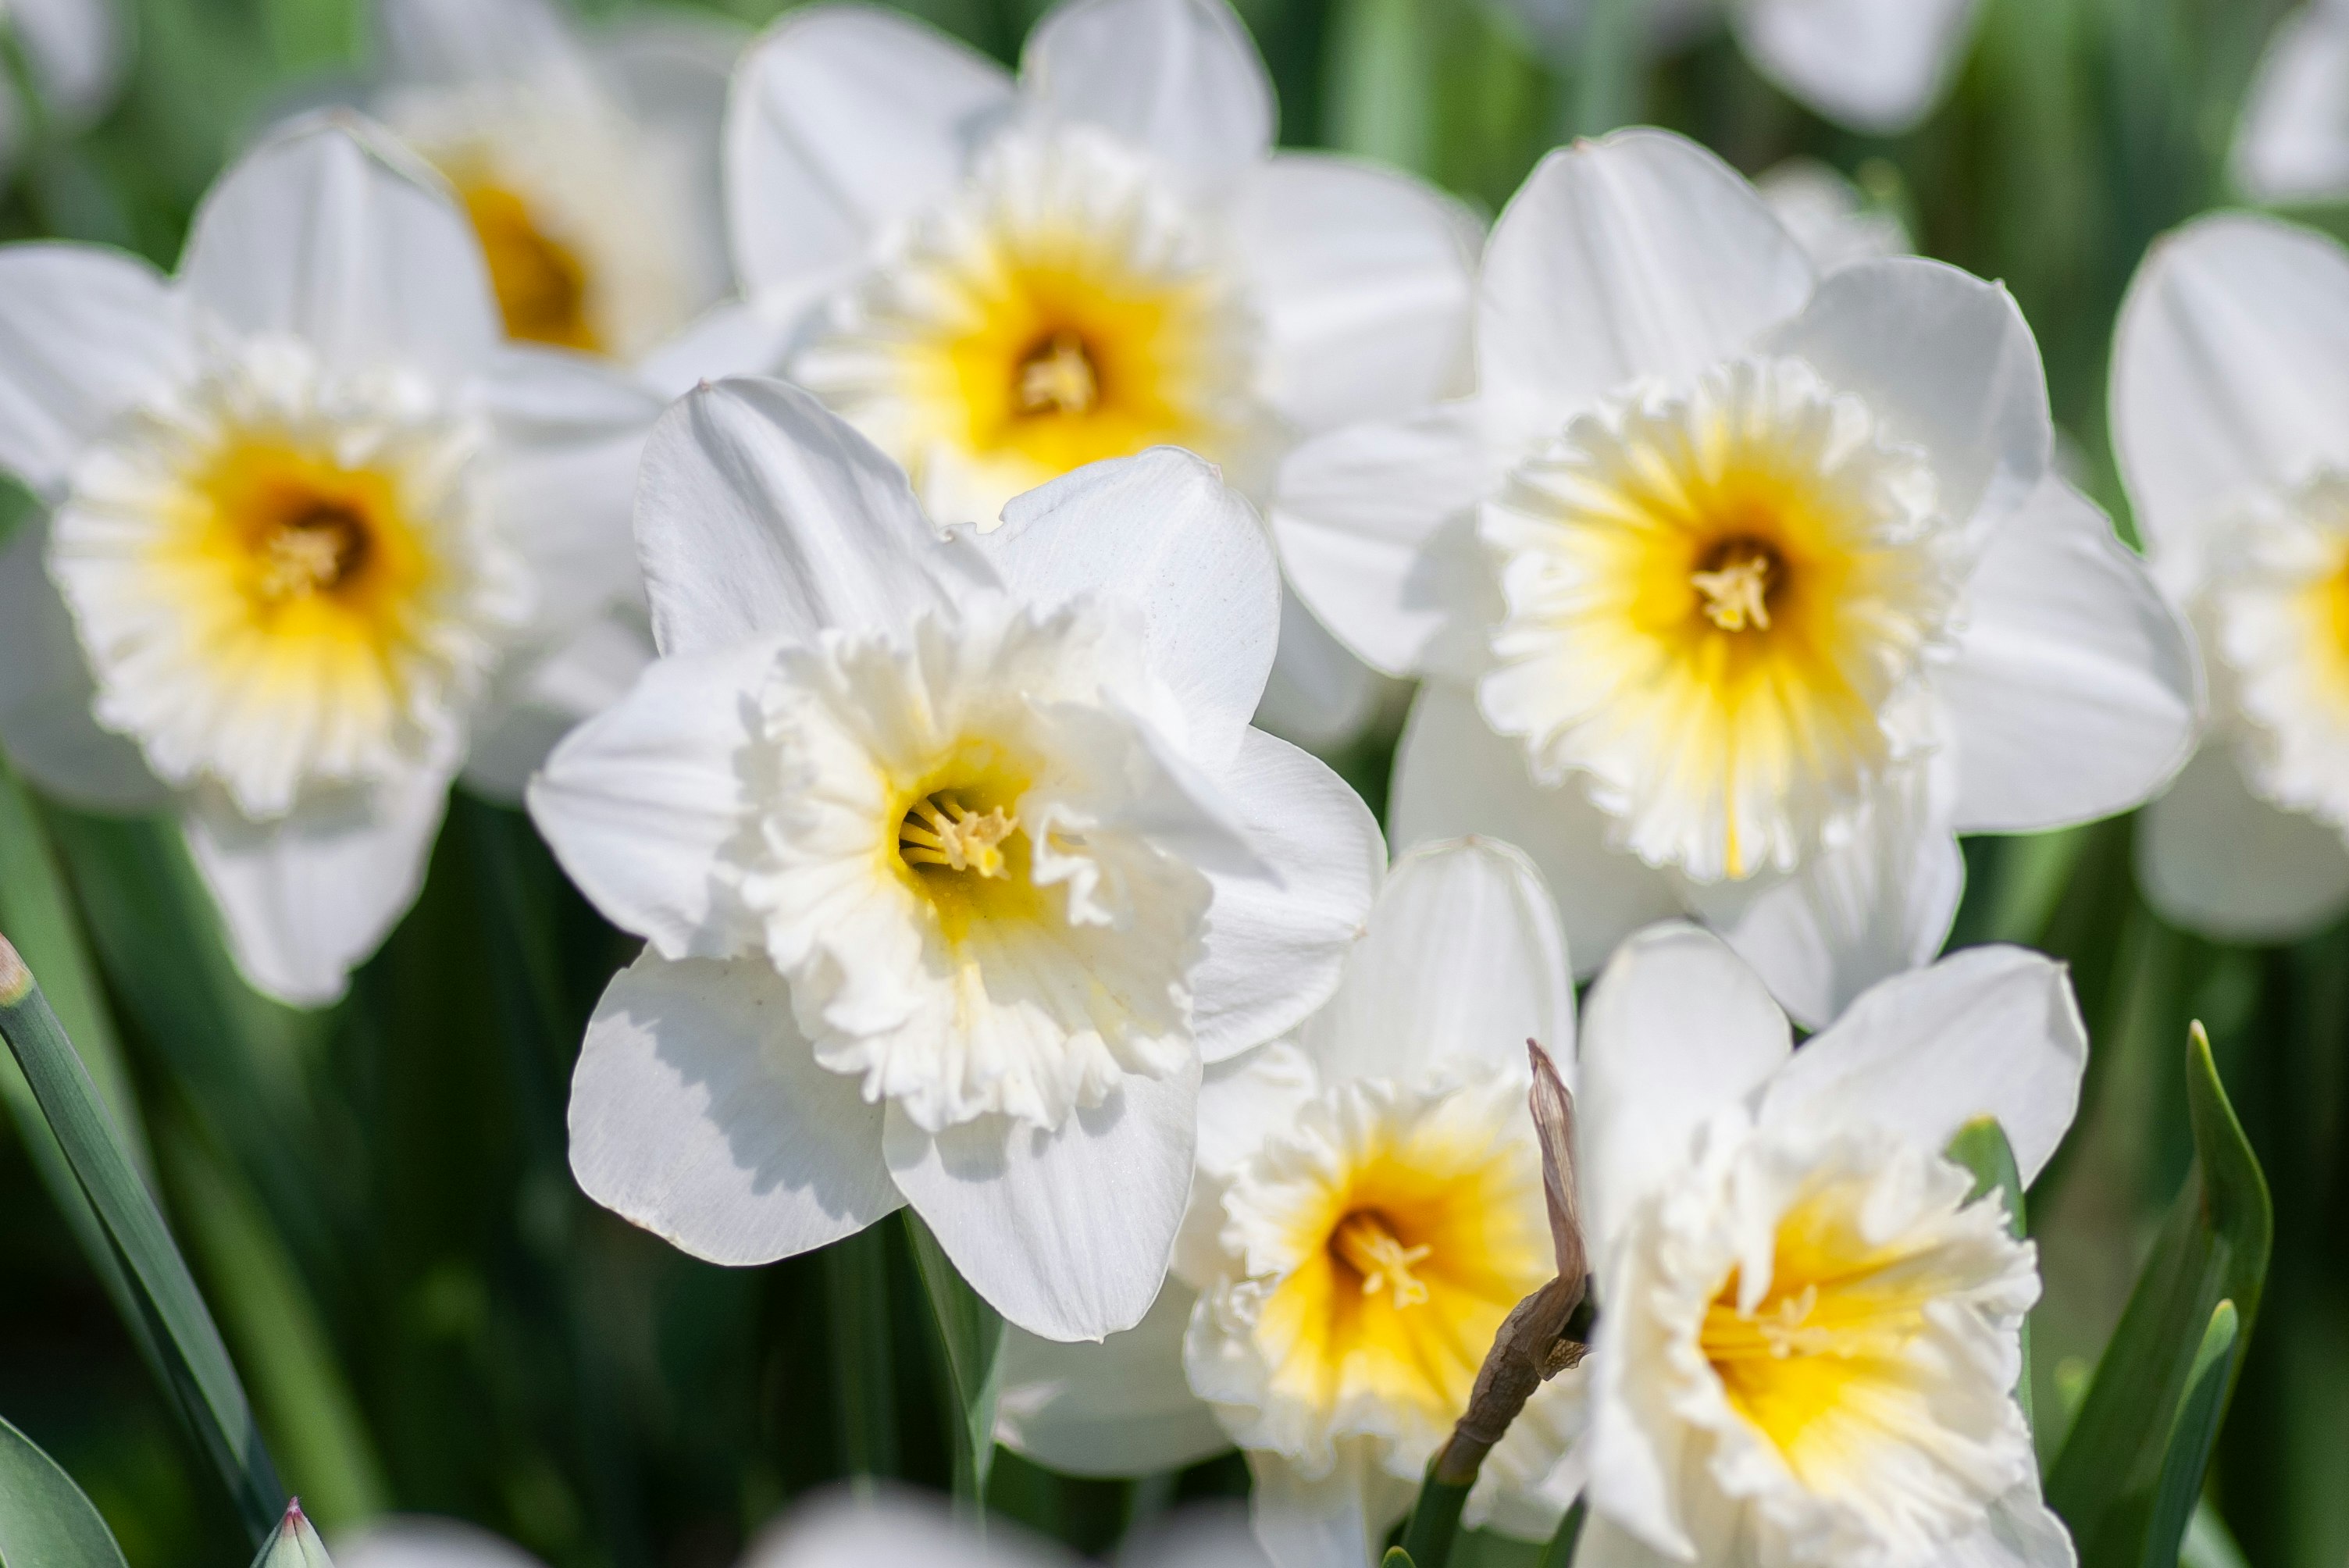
477, 345, 665, 631
1298, 836, 1571, 1087
1942, 476, 2200, 833
725, 7, 1011, 301
1019, 0, 1271, 180
1245, 1449, 1415, 1568
1389, 682, 1683, 979
1232, 154, 1478, 435
9, 0, 128, 125
993, 1278, 1230, 1477
526, 637, 779, 960
1575, 921, 1788, 1258
183, 771, 451, 1007
594, 13, 744, 315
2112, 213, 2349, 598
1755, 158, 1912, 273
337, 1516, 549, 1568
2234, 0, 2349, 204
1477, 130, 1813, 415
569, 949, 901, 1265
1927, 1487, 2078, 1568
1760, 257, 2051, 540
1270, 401, 1499, 680
2136, 741, 2349, 941
745, 1495, 1071, 1568
462, 610, 654, 803
1682, 768, 1966, 1029
0, 244, 193, 501
1121, 1504, 1276, 1568
883, 1059, 1199, 1342
1733, 0, 1980, 134
1193, 1039, 1319, 1179
986, 448, 1279, 768
1762, 945, 2086, 1183
1189, 729, 1385, 1064
376, 0, 589, 87
180, 113, 500, 383
635, 298, 800, 400
0, 517, 168, 810
1249, 588, 1385, 753
636, 378, 998, 656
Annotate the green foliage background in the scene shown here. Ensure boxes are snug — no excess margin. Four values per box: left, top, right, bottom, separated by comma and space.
0, 0, 2341, 1564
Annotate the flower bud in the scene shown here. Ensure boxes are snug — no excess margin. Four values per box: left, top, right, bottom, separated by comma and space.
250, 1501, 333, 1568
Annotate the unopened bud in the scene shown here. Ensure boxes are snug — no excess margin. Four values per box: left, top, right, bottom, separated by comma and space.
250, 1501, 333, 1568
1527, 1039, 1584, 1295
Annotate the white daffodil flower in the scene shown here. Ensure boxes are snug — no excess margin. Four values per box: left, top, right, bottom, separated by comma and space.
2109, 212, 2349, 939
0, 114, 661, 1006
1727, 0, 1984, 134
336, 1494, 1270, 1568
368, 0, 741, 383
525, 379, 1381, 1342
0, 0, 128, 184
2235, 0, 2349, 204
718, 0, 1479, 750
1572, 921, 2083, 1568
1274, 129, 2199, 1025
1754, 160, 1910, 274
995, 839, 1581, 1568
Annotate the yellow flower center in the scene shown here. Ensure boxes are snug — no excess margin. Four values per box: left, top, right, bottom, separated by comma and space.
1690, 538, 1780, 632
889, 746, 1049, 947
457, 177, 601, 355
900, 790, 1018, 878
1014, 330, 1102, 418
1700, 1181, 1975, 1488
1331, 1210, 1435, 1310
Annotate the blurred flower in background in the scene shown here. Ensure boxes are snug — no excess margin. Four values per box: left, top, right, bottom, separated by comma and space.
2113, 211, 2349, 940
0, 116, 659, 1003
1753, 159, 1910, 274
0, 0, 128, 185
2236, 0, 2349, 202
1274, 129, 2201, 1025
997, 839, 1581, 1566
365, 0, 742, 386
725, 0, 1480, 750
1572, 924, 2083, 1568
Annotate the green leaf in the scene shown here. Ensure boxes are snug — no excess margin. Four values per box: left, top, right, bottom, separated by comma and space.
1398, 1465, 1472, 1568
1538, 1502, 1586, 1568
0, 936, 284, 1543
2144, 1302, 2240, 1568
2047, 1023, 2272, 1568
0, 1415, 131, 1568
904, 1213, 1007, 1513
1944, 1117, 2033, 1428
822, 1224, 900, 1481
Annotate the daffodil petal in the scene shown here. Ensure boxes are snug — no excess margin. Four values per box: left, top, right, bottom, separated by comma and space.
1575, 921, 1788, 1260
1761, 945, 2087, 1184
1389, 681, 1683, 978
883, 1058, 1199, 1342
183, 768, 452, 1007
1297, 836, 1571, 1089
2236, 0, 2349, 203
1476, 129, 1813, 415
569, 949, 902, 1266
636, 378, 998, 656
0, 243, 192, 501
2136, 741, 2349, 941
994, 1278, 1229, 1477
1732, 0, 1979, 134
464, 611, 655, 804
1020, 0, 1271, 181
1942, 476, 2201, 833
2112, 213, 2349, 598
181, 114, 501, 384
987, 447, 1279, 768
1190, 729, 1384, 1064
528, 636, 780, 960
725, 6, 1012, 303
1759, 256, 2050, 541
0, 518, 169, 810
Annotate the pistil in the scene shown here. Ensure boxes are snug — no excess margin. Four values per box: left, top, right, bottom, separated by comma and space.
900, 791, 1018, 878
1015, 331, 1100, 416
1334, 1211, 1434, 1309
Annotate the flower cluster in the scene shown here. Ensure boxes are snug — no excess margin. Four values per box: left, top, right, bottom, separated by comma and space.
0, 0, 2276, 1564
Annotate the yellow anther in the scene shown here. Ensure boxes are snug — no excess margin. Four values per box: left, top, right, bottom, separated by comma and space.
900, 792, 1017, 878
255, 509, 367, 601
1334, 1212, 1434, 1310
1692, 551, 1774, 632
1015, 332, 1100, 416
1753, 1284, 1832, 1360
